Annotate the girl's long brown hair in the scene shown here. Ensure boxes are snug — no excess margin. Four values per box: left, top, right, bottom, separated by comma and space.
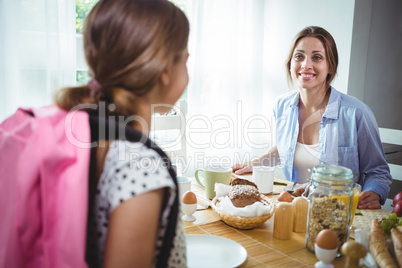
55, 0, 189, 119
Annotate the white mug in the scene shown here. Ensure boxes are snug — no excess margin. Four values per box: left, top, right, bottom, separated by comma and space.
252, 166, 275, 193
177, 176, 191, 199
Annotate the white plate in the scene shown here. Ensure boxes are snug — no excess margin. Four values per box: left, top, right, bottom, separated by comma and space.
186, 234, 247, 268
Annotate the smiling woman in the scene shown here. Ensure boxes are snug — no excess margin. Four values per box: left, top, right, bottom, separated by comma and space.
233, 26, 393, 211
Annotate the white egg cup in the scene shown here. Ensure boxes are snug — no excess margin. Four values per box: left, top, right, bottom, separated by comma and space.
181, 203, 197, 221
314, 244, 337, 268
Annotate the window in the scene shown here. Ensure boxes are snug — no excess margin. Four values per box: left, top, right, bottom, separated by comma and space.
75, 0, 98, 84
170, 0, 187, 15
75, 0, 187, 88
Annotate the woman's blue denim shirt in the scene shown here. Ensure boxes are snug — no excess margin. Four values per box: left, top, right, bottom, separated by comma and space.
274, 87, 392, 204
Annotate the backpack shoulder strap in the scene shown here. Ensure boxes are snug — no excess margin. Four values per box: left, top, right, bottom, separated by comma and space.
88, 115, 179, 268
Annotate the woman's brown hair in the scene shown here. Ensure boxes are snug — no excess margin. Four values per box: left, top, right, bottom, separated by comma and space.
55, 0, 189, 118
285, 26, 338, 88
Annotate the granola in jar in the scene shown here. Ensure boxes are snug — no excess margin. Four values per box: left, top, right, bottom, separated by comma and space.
305, 196, 349, 252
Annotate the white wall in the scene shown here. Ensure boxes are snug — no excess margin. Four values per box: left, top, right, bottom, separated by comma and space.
348, 0, 402, 130
262, 0, 355, 121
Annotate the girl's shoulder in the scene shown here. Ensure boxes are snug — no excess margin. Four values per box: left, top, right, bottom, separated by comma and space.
98, 140, 175, 212
105, 139, 168, 163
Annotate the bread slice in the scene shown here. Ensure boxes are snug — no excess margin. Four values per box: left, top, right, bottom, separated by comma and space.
228, 185, 261, 207
230, 178, 258, 189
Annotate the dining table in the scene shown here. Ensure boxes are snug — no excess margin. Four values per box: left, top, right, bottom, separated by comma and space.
182, 174, 392, 267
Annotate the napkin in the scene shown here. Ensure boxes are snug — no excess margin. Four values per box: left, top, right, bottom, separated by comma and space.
215, 183, 231, 198
214, 183, 272, 217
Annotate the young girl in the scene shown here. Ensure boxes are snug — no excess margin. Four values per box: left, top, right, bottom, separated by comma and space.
56, 0, 189, 267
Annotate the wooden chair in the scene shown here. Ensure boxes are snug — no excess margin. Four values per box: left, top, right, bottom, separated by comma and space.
379, 127, 402, 211
150, 100, 187, 174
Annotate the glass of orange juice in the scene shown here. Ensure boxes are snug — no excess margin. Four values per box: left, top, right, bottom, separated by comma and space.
351, 183, 361, 224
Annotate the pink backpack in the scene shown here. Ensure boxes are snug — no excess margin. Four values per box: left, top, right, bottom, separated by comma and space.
0, 106, 90, 268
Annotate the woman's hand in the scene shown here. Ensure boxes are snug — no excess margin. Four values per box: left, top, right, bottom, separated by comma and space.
231, 162, 253, 175
232, 147, 279, 175
357, 190, 381, 209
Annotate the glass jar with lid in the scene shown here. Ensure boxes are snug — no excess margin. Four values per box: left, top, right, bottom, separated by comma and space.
303, 164, 354, 254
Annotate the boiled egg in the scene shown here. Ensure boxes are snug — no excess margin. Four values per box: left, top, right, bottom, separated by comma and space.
277, 191, 293, 202
316, 229, 338, 250
182, 191, 197, 204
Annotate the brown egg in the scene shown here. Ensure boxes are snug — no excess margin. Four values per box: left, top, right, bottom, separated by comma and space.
182, 191, 197, 204
277, 191, 293, 202
316, 229, 338, 250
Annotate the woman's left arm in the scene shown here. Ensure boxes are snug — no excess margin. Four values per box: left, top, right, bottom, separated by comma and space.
356, 107, 393, 208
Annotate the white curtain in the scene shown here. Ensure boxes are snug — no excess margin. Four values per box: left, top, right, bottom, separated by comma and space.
0, 0, 76, 121
183, 0, 277, 176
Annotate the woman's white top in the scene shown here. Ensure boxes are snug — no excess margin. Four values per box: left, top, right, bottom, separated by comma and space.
293, 142, 319, 183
